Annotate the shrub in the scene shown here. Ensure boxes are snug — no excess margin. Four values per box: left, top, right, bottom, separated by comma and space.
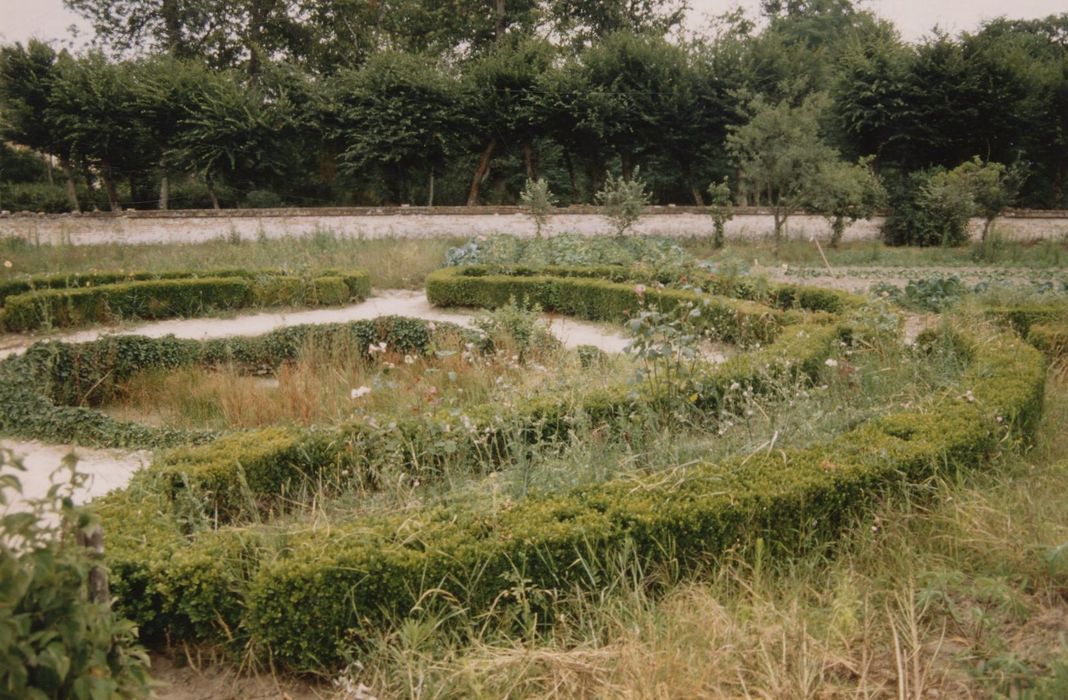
519, 178, 556, 237
0, 450, 152, 698
706, 178, 734, 249
1029, 323, 1068, 360
595, 168, 651, 236
882, 168, 973, 247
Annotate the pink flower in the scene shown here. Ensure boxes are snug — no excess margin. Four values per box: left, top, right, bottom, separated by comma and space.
635, 284, 647, 296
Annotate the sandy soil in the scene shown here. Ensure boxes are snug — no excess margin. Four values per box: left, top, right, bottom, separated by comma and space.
0, 438, 150, 512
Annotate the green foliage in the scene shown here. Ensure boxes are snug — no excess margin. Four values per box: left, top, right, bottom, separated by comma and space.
595, 167, 651, 236
519, 178, 556, 237
1028, 322, 1068, 361
882, 168, 973, 247
444, 234, 690, 269
806, 156, 885, 247
872, 275, 968, 312
473, 298, 559, 361
727, 95, 841, 241
706, 177, 734, 249
0, 451, 151, 698
0, 268, 371, 331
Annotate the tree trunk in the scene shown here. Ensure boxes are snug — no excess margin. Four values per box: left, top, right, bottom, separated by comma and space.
76, 524, 109, 604
467, 138, 496, 206
564, 150, 578, 201
159, 172, 169, 210
523, 142, 536, 181
205, 174, 221, 210
679, 160, 704, 206
101, 162, 121, 212
59, 157, 80, 213
427, 171, 435, 207
495, 0, 507, 40
45, 154, 54, 185
620, 152, 634, 181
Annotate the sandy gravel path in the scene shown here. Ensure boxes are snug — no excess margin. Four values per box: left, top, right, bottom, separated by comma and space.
0, 290, 633, 360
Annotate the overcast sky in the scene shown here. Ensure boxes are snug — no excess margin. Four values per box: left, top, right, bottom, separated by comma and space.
1, 0, 1066, 48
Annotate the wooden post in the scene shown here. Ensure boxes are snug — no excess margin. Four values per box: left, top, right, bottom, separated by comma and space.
77, 524, 109, 604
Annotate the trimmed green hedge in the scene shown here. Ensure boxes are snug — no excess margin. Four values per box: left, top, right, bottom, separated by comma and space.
94, 321, 1045, 668
427, 265, 862, 319
984, 304, 1068, 338
426, 266, 786, 346
1029, 323, 1068, 360
0, 316, 465, 449
0, 269, 371, 331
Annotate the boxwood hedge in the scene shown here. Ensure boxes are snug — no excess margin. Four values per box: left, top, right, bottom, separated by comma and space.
90, 319, 1045, 669
0, 268, 371, 331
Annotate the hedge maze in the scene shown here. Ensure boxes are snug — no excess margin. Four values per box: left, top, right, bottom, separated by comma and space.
0, 264, 1061, 671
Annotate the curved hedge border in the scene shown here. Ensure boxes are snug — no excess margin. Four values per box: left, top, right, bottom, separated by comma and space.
984, 303, 1068, 361
0, 268, 371, 331
93, 314, 844, 650
1029, 323, 1068, 360
426, 264, 863, 324
91, 319, 1045, 669
0, 316, 468, 449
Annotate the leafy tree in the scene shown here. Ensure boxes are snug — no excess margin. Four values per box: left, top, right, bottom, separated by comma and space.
0, 41, 80, 211
806, 156, 885, 246
831, 31, 911, 165
46, 53, 152, 211
706, 177, 734, 248
726, 95, 838, 241
944, 157, 1022, 240
334, 52, 464, 205
596, 166, 650, 236
520, 178, 557, 237
167, 68, 299, 207
549, 0, 686, 49
462, 38, 554, 205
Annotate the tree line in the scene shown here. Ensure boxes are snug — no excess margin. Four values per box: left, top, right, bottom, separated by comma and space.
0, 0, 1065, 228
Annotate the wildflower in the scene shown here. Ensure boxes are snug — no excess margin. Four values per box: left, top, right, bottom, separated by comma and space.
368, 341, 388, 355
350, 386, 372, 399
635, 284, 647, 296
824, 358, 838, 368
2, 260, 11, 269
404, 354, 415, 365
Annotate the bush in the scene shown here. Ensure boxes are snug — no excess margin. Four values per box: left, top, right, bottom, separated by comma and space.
243, 326, 1045, 668
595, 168, 651, 236
0, 450, 151, 698
0, 268, 371, 332
882, 168, 973, 247
1029, 323, 1068, 360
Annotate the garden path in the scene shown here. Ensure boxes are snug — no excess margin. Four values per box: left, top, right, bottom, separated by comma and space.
0, 291, 637, 510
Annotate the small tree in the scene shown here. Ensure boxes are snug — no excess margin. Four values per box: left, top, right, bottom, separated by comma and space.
520, 177, 556, 237
706, 177, 734, 249
807, 157, 886, 247
727, 95, 838, 242
596, 166, 651, 236
946, 157, 1022, 241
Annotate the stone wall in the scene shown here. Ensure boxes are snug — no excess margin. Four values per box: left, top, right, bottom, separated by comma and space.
1, 206, 1065, 245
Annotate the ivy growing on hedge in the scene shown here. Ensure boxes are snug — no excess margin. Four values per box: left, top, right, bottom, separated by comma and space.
0, 268, 372, 331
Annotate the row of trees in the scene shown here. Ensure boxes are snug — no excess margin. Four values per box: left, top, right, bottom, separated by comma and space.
1, 1, 1066, 222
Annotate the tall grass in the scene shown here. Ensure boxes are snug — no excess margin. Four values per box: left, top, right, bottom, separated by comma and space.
323, 372, 1068, 699
0, 233, 461, 290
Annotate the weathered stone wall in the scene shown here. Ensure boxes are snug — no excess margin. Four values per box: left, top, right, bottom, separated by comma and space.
1, 206, 1065, 245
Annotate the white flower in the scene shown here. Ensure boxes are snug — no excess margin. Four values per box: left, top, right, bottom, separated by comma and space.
2, 260, 11, 269
824, 358, 839, 368
350, 386, 372, 399
427, 321, 436, 331
404, 354, 415, 365
368, 341, 388, 354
